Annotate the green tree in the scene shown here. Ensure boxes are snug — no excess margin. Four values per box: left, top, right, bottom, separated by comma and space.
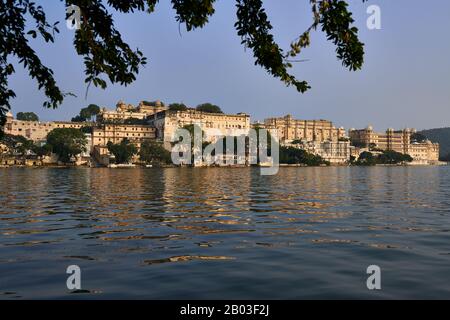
0, 134, 35, 155
378, 150, 413, 164
31, 143, 52, 157
0, 1, 366, 131
354, 150, 413, 166
168, 103, 188, 111
72, 104, 100, 122
16, 112, 39, 122
80, 126, 93, 134
355, 151, 376, 166
123, 117, 146, 125
196, 103, 223, 114
71, 115, 85, 122
139, 140, 171, 165
279, 146, 328, 166
142, 100, 165, 107
107, 139, 138, 164
1, 133, 51, 157
46, 128, 87, 163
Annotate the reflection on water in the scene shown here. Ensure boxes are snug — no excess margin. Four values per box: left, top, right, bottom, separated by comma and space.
1, 167, 450, 299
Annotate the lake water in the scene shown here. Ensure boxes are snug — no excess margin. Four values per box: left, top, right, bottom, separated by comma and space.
1, 166, 450, 299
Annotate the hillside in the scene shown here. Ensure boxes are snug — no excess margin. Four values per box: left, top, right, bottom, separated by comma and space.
419, 127, 450, 160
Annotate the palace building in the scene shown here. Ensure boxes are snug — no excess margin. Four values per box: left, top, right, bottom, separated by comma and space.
263, 115, 346, 143
97, 100, 167, 123
92, 124, 156, 149
147, 109, 251, 148
349, 126, 440, 164
3, 112, 86, 142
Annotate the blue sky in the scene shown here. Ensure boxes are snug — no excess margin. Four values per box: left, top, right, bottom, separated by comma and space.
8, 0, 450, 130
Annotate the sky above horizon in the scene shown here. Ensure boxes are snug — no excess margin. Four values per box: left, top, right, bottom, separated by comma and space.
7, 0, 450, 131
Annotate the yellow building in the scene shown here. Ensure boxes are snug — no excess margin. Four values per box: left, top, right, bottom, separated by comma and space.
97, 100, 167, 123
349, 126, 412, 153
349, 126, 440, 164
288, 140, 351, 164
408, 141, 440, 164
263, 115, 346, 143
148, 109, 251, 148
92, 123, 156, 148
3, 111, 87, 142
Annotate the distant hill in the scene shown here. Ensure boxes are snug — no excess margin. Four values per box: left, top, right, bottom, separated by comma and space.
418, 127, 450, 160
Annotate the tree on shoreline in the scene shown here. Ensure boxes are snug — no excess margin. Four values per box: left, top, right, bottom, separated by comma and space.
353, 150, 413, 166
0, 0, 367, 133
139, 140, 171, 165
46, 128, 87, 163
107, 139, 137, 164
279, 146, 329, 166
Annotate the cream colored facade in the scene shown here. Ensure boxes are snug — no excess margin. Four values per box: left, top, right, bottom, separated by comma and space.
148, 109, 251, 148
92, 124, 156, 149
97, 100, 167, 123
408, 141, 440, 164
349, 126, 412, 153
290, 140, 351, 164
4, 112, 87, 142
349, 126, 440, 164
263, 115, 346, 143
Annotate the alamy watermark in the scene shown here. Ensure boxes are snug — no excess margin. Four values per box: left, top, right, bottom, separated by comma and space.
366, 265, 381, 290
367, 5, 382, 30
66, 5, 81, 30
66, 265, 81, 290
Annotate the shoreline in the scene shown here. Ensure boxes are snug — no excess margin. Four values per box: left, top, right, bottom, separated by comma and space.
1, 163, 448, 169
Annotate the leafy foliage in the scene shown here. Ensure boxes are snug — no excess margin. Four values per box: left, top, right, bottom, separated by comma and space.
16, 112, 39, 121
139, 140, 171, 165
0, 0, 366, 133
354, 150, 413, 166
279, 146, 328, 166
235, 0, 310, 93
172, 0, 215, 31
1, 134, 34, 155
168, 103, 188, 111
71, 103, 100, 122
355, 151, 376, 165
142, 100, 164, 106
196, 103, 223, 114
107, 139, 137, 164
46, 128, 87, 162
123, 117, 147, 125
0, 133, 53, 157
